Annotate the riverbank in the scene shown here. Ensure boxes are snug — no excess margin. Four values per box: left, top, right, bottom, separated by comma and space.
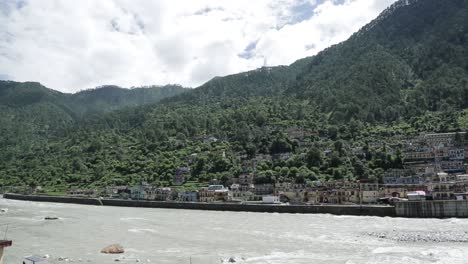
3, 193, 395, 217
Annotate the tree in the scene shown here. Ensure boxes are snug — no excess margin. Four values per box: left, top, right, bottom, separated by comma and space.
306, 147, 322, 168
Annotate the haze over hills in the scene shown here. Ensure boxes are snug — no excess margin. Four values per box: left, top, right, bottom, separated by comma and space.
1, 0, 468, 190
0, 81, 187, 114
0, 81, 187, 159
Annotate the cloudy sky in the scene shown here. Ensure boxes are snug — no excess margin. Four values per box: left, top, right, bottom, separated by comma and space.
0, 0, 397, 93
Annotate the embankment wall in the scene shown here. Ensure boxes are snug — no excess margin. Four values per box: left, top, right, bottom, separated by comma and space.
395, 200, 468, 218
3, 193, 395, 217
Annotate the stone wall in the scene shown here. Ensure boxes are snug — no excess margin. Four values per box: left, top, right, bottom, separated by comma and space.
3, 193, 395, 217
3, 193, 102, 205
396, 200, 468, 218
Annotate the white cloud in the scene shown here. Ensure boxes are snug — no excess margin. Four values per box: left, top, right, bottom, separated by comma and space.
0, 0, 397, 93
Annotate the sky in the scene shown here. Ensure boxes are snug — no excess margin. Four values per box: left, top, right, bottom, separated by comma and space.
0, 0, 397, 93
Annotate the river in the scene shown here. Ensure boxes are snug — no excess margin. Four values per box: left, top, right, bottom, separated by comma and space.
0, 198, 467, 264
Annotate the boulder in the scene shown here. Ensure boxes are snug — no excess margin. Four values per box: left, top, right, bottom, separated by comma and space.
101, 244, 124, 254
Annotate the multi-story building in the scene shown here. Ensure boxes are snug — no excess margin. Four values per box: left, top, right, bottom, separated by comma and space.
238, 174, 254, 185
431, 182, 455, 200
441, 160, 464, 173
305, 188, 359, 204
404, 151, 434, 160
178, 191, 198, 202
360, 183, 380, 204
380, 184, 428, 199
199, 185, 231, 202
253, 184, 274, 196
404, 162, 440, 177
198, 187, 214, 203
275, 183, 307, 204
230, 184, 255, 201
424, 132, 465, 147
383, 169, 413, 184
147, 187, 174, 201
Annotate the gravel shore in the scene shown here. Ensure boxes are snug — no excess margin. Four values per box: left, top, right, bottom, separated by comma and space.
368, 231, 468, 243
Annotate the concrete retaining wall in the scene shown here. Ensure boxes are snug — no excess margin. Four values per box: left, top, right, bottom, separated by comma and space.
3, 193, 102, 205
3, 193, 395, 217
396, 200, 468, 218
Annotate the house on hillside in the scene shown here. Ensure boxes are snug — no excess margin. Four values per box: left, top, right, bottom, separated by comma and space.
172, 167, 191, 185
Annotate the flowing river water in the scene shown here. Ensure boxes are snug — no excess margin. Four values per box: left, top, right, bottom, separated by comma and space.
0, 198, 467, 264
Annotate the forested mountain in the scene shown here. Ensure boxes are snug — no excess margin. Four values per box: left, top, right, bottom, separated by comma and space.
68, 85, 187, 116
169, 57, 312, 102
288, 0, 468, 122
0, 81, 187, 161
0, 81, 187, 115
2, 0, 468, 191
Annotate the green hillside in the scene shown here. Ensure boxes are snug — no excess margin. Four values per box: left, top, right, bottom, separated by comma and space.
289, 0, 468, 122
2, 0, 468, 191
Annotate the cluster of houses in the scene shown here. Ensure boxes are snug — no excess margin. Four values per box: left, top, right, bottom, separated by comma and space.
93, 174, 468, 205
384, 132, 468, 201
94, 132, 468, 204
33, 132, 460, 205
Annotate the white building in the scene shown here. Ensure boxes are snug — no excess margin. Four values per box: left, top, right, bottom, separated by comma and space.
262, 196, 280, 204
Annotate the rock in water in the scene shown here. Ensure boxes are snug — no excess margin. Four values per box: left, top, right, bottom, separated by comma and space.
101, 244, 125, 254
228, 257, 236, 263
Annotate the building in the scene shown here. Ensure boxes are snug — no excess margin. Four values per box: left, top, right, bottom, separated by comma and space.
431, 181, 455, 200
383, 169, 415, 184
441, 160, 464, 173
253, 184, 274, 196
404, 151, 433, 160
448, 149, 465, 160
106, 186, 131, 199
360, 183, 380, 204
199, 187, 215, 203
407, 191, 426, 201
238, 174, 254, 185
130, 186, 147, 200
172, 167, 190, 185
230, 184, 255, 201
262, 196, 280, 204
380, 184, 427, 199
404, 162, 440, 177
147, 187, 174, 201
178, 191, 198, 202
199, 185, 231, 202
424, 132, 465, 147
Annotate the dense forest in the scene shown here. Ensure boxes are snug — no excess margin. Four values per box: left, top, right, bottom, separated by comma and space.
1, 0, 468, 192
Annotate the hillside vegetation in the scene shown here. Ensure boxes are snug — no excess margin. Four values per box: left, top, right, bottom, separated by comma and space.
1, 0, 468, 191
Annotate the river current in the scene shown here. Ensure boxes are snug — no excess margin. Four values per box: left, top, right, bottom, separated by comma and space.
0, 198, 467, 264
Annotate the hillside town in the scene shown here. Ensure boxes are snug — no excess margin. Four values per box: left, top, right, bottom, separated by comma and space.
3, 132, 468, 205
57, 132, 468, 204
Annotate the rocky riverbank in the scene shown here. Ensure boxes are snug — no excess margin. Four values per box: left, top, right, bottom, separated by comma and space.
368, 231, 468, 243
